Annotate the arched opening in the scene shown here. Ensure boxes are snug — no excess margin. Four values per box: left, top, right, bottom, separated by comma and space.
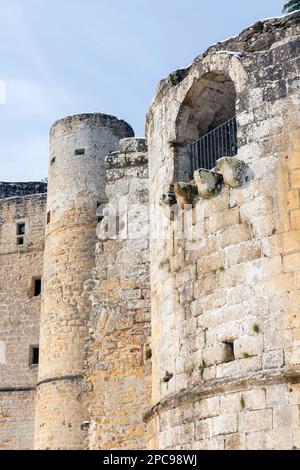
176, 71, 237, 181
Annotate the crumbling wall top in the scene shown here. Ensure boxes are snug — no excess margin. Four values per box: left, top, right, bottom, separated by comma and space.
0, 182, 47, 200
150, 10, 300, 112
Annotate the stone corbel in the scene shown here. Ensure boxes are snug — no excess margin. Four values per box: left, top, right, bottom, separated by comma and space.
194, 169, 223, 199
216, 157, 253, 188
174, 181, 199, 209
159, 185, 178, 220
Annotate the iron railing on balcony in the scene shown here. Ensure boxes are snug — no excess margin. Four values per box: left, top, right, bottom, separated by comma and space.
188, 116, 238, 173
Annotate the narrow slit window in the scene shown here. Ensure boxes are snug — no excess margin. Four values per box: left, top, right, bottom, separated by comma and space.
29, 346, 39, 365
46, 211, 51, 225
34, 278, 41, 297
75, 148, 85, 156
16, 222, 25, 246
51, 157, 56, 165
17, 223, 25, 236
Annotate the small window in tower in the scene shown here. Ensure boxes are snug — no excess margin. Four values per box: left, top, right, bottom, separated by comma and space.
51, 157, 56, 165
29, 346, 39, 366
34, 278, 42, 297
75, 148, 85, 156
46, 211, 51, 225
17, 237, 24, 246
17, 223, 25, 236
16, 222, 25, 246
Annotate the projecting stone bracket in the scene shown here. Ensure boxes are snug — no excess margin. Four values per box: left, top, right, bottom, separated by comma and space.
216, 157, 253, 188
174, 182, 199, 209
159, 186, 178, 220
194, 169, 224, 199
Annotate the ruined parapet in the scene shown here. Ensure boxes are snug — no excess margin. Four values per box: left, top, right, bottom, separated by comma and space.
84, 138, 151, 450
146, 11, 300, 450
0, 182, 47, 200
34, 114, 133, 450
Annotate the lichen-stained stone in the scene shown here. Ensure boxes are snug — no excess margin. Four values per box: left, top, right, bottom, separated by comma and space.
194, 169, 223, 199
216, 157, 252, 188
174, 181, 199, 208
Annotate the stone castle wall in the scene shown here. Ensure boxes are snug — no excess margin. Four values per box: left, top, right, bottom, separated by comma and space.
0, 193, 46, 449
0, 12, 299, 452
146, 13, 300, 450
84, 138, 151, 449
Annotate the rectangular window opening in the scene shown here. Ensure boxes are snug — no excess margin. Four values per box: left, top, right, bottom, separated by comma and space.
16, 223, 25, 236
75, 148, 85, 156
51, 157, 56, 165
46, 211, 51, 225
34, 278, 41, 297
29, 346, 39, 366
17, 237, 24, 246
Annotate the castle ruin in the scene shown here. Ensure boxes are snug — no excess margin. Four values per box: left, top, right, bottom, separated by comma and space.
1, 11, 300, 450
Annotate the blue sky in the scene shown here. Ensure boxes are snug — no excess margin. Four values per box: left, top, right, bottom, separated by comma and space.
0, 0, 284, 181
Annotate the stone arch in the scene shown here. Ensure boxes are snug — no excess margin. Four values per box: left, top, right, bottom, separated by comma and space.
174, 67, 241, 181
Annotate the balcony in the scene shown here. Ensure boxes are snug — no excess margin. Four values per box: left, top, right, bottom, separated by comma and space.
188, 116, 238, 173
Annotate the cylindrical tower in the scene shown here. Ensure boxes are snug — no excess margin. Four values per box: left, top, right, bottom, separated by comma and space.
34, 113, 134, 450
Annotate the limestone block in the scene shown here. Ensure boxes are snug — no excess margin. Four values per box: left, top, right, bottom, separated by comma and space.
234, 335, 264, 359
239, 409, 273, 433
216, 157, 253, 187
203, 343, 234, 366
225, 433, 245, 450
212, 414, 238, 436
174, 182, 199, 209
195, 419, 212, 441
216, 357, 262, 379
246, 429, 293, 450
119, 138, 148, 154
194, 396, 220, 420
262, 350, 284, 369
194, 169, 223, 199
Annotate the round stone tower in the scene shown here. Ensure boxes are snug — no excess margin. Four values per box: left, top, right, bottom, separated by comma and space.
34, 113, 134, 450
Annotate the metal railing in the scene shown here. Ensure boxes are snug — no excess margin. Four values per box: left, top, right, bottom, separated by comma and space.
188, 116, 238, 173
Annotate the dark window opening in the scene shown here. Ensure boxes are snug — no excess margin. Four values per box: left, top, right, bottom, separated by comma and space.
17, 223, 25, 236
34, 278, 41, 297
17, 237, 24, 246
75, 148, 85, 156
223, 341, 235, 362
29, 346, 39, 365
51, 157, 56, 165
46, 211, 51, 225
145, 348, 152, 361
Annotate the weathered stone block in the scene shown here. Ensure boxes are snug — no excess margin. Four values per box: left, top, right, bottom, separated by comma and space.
239, 409, 273, 433
194, 169, 223, 199
212, 414, 238, 436
216, 157, 252, 187
234, 335, 264, 359
202, 343, 234, 367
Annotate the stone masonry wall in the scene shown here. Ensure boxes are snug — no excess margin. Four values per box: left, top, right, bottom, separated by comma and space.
146, 13, 300, 450
0, 193, 46, 450
84, 138, 151, 450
